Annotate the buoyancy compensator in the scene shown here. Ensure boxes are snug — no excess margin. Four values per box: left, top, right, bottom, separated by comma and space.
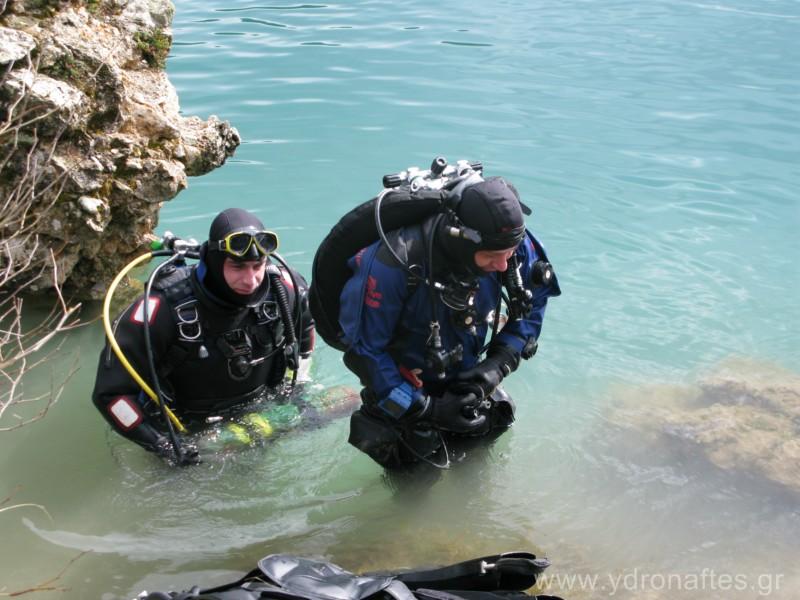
309, 157, 486, 353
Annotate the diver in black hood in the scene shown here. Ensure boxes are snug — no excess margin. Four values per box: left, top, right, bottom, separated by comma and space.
201, 208, 274, 306
333, 176, 560, 469
92, 208, 315, 462
437, 177, 528, 277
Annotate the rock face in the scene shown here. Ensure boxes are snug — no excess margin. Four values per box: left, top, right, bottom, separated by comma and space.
0, 0, 240, 298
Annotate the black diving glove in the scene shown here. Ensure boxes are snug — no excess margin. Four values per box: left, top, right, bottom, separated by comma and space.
426, 390, 486, 434
455, 344, 520, 399
177, 442, 201, 466
154, 437, 201, 466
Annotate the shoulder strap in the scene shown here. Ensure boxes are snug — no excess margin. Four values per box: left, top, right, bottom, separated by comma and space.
376, 223, 427, 295
155, 270, 204, 376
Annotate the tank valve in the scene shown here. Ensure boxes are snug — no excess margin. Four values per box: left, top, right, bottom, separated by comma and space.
430, 156, 447, 176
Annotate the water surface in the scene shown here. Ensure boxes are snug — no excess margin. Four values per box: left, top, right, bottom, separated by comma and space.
1, 1, 799, 598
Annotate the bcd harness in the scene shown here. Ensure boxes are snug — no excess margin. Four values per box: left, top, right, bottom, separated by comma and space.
152, 263, 294, 404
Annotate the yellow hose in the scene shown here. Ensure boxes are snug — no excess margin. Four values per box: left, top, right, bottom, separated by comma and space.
102, 252, 186, 433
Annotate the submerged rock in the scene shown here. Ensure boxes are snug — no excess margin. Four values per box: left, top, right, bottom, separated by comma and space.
0, 1, 240, 298
611, 358, 800, 494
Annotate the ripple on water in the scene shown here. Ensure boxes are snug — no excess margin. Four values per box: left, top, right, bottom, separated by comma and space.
12, 0, 798, 596
216, 4, 329, 12
613, 174, 736, 195
240, 17, 292, 28
439, 40, 493, 47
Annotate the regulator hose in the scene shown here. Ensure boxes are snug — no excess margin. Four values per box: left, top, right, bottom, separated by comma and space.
102, 251, 186, 433
143, 253, 187, 463
266, 260, 299, 386
269, 252, 302, 341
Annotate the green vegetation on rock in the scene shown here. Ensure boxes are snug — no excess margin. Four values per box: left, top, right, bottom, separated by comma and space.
134, 29, 171, 69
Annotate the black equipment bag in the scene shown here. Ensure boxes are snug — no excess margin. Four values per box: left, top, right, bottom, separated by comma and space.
136, 552, 563, 600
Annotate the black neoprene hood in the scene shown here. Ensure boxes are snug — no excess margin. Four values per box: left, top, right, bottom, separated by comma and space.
208, 207, 266, 259
457, 177, 526, 250
203, 208, 270, 306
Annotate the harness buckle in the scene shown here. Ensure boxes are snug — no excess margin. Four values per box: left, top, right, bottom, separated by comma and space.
174, 299, 202, 341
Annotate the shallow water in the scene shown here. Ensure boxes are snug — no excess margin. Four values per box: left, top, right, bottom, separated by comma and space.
1, 0, 799, 598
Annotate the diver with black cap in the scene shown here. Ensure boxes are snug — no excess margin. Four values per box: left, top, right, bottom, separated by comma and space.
92, 208, 315, 464
310, 158, 560, 469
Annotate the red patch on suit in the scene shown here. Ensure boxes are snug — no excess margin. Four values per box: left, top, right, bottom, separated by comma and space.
130, 296, 160, 325
365, 275, 382, 308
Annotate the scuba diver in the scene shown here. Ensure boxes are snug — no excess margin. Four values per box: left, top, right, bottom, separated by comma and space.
92, 208, 315, 464
310, 158, 561, 469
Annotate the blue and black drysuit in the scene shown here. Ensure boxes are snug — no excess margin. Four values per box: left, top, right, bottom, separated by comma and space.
338, 219, 560, 466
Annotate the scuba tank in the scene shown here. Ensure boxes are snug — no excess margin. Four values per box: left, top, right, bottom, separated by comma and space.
200, 384, 362, 452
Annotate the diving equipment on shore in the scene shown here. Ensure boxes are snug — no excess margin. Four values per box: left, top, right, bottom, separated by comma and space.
136, 551, 563, 600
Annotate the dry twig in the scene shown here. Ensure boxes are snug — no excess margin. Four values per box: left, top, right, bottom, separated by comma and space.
0, 54, 83, 431
0, 551, 90, 597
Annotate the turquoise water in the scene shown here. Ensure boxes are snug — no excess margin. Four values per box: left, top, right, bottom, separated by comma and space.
1, 1, 799, 598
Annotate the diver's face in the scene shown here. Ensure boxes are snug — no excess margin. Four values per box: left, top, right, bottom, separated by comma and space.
474, 247, 516, 273
222, 257, 266, 295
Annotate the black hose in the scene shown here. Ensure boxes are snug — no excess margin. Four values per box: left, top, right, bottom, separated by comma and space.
143, 251, 185, 464
427, 213, 445, 321
266, 260, 299, 386
269, 252, 302, 345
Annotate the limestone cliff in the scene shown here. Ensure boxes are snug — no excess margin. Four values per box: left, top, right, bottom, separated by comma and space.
0, 0, 240, 298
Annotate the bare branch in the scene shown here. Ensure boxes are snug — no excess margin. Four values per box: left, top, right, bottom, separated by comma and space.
0, 485, 23, 508
0, 352, 79, 431
0, 249, 82, 430
0, 40, 89, 433
0, 551, 90, 597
